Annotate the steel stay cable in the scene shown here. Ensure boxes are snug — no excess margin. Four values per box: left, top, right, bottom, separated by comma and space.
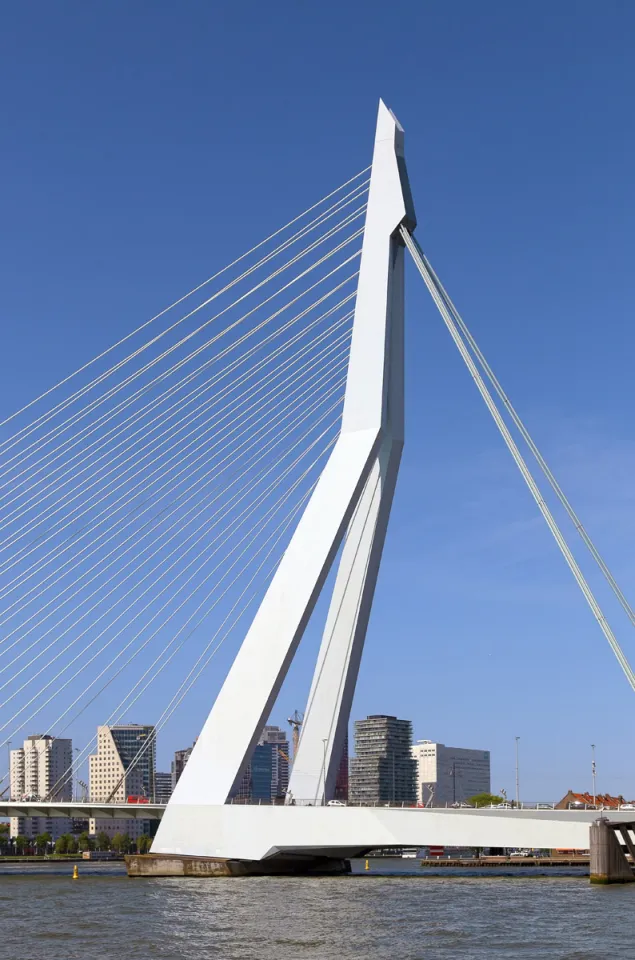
0, 366, 348, 695
0, 384, 345, 697
408, 236, 635, 630
47, 446, 323, 762
0, 211, 363, 480
402, 228, 635, 693
0, 281, 356, 533
0, 353, 349, 669
0, 346, 350, 677
0, 325, 351, 614
1, 434, 324, 794
0, 408, 340, 743
0, 324, 353, 636
102, 482, 314, 804
0, 282, 356, 548
0, 170, 368, 441
48, 435, 330, 770
111, 470, 319, 801
61, 458, 320, 745
0, 242, 359, 508
0, 208, 362, 500
0, 253, 358, 577
0, 284, 355, 556
45, 475, 316, 801
45, 481, 318, 801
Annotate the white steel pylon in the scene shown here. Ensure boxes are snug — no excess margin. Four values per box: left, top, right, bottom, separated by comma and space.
153, 100, 415, 851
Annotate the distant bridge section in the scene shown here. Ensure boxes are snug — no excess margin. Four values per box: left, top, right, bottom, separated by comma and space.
0, 801, 166, 821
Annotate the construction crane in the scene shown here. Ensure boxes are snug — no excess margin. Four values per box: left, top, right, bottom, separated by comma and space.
287, 710, 303, 759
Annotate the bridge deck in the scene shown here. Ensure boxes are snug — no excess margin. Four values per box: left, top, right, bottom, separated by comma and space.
0, 802, 166, 820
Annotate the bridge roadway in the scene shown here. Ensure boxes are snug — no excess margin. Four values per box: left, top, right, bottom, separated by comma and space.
152, 804, 635, 860
6, 802, 632, 860
0, 801, 165, 821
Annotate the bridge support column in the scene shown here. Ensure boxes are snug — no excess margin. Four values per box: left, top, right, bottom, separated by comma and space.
590, 818, 635, 884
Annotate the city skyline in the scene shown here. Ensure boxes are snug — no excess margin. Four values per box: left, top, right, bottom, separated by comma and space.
5, 715, 615, 807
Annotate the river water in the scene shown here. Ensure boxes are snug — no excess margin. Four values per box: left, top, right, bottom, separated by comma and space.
2, 862, 635, 959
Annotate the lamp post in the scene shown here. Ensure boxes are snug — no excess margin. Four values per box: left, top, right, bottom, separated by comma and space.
322, 739, 328, 806
448, 762, 463, 805
515, 737, 520, 806
591, 744, 597, 805
73, 748, 81, 801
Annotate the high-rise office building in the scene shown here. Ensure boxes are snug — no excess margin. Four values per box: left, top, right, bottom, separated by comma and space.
10, 734, 73, 839
250, 744, 274, 800
349, 716, 417, 804
411, 741, 491, 806
88, 724, 156, 839
171, 742, 196, 790
155, 772, 173, 804
334, 734, 349, 802
235, 726, 290, 803
259, 726, 290, 799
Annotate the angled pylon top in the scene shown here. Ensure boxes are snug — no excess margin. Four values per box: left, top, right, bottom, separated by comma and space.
340, 99, 415, 436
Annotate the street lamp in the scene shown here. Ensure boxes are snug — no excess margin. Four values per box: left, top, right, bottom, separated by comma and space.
591, 744, 597, 805
515, 737, 520, 806
322, 739, 328, 807
73, 748, 81, 801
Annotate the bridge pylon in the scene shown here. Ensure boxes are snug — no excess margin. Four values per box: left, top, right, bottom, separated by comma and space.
150, 100, 416, 864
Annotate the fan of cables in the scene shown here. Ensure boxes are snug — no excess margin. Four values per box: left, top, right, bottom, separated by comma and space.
0, 167, 370, 797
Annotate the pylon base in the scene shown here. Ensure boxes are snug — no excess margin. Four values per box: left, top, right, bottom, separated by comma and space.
125, 852, 351, 878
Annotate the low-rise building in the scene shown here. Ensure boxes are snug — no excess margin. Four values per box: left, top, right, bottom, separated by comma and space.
556, 790, 632, 809
411, 740, 491, 806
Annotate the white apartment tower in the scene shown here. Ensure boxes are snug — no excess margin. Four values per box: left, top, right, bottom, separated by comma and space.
411, 740, 491, 806
9, 734, 73, 840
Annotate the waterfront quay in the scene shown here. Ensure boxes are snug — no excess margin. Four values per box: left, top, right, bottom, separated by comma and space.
351, 855, 592, 878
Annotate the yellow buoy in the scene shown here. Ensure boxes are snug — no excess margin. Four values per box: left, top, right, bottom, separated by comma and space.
72, 864, 79, 879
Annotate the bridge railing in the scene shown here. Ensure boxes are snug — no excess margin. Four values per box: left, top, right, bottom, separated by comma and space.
227, 798, 632, 811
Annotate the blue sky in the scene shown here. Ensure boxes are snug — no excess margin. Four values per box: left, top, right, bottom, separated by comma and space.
1, 1, 634, 800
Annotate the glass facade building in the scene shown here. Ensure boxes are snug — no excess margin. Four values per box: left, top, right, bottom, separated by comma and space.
108, 724, 156, 799
350, 715, 417, 804
250, 745, 274, 801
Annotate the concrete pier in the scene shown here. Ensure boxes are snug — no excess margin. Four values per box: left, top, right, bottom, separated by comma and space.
125, 853, 351, 878
589, 817, 635, 884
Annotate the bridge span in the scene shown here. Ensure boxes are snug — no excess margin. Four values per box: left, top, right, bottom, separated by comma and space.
3, 801, 632, 862
0, 801, 165, 821
150, 805, 635, 862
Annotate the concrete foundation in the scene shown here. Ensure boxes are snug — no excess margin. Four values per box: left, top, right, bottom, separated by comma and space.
589, 818, 635, 884
125, 853, 351, 878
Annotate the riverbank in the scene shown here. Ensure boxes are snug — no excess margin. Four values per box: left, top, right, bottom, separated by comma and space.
349, 856, 590, 877
0, 854, 123, 863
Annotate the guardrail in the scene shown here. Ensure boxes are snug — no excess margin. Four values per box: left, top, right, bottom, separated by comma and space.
8, 797, 630, 812
228, 798, 635, 811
